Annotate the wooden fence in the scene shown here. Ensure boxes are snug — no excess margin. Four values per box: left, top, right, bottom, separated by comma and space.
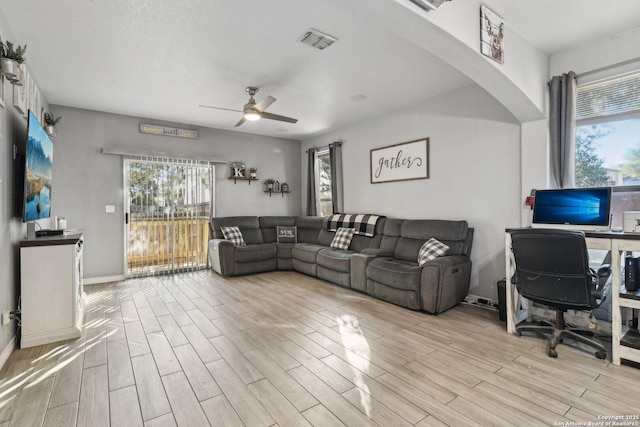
127, 218, 209, 274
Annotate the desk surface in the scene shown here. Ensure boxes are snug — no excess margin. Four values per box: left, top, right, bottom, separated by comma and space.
505, 228, 640, 240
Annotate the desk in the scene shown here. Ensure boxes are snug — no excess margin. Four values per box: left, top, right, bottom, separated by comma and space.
505, 229, 640, 365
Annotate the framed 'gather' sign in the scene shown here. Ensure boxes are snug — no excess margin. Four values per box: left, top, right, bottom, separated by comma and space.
370, 138, 429, 184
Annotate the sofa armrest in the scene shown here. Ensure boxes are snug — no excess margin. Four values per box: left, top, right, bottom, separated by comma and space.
208, 238, 234, 276
420, 255, 472, 314
351, 252, 384, 292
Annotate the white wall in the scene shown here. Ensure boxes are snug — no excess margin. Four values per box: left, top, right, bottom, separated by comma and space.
550, 27, 640, 79
301, 84, 521, 299
347, 0, 547, 123
52, 106, 301, 280
0, 12, 50, 359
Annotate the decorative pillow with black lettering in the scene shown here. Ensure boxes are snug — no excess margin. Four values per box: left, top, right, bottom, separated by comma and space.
417, 238, 449, 266
220, 226, 246, 247
330, 227, 356, 251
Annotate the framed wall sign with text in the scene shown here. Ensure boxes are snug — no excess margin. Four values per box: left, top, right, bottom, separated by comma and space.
370, 138, 429, 184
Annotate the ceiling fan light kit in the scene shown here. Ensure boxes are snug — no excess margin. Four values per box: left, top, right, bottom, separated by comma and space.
200, 86, 298, 127
243, 108, 261, 121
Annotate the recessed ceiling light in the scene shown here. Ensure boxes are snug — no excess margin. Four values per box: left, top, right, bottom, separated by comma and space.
350, 94, 367, 102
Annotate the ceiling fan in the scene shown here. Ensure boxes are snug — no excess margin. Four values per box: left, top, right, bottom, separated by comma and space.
199, 87, 298, 127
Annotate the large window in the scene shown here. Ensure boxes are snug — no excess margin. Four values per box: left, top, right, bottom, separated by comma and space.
316, 150, 333, 216
575, 70, 640, 228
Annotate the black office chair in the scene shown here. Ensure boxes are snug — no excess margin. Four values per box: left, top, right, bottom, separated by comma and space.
510, 228, 610, 359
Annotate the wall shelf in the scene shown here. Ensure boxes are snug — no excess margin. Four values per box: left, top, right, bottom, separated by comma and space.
264, 190, 291, 198
228, 176, 258, 185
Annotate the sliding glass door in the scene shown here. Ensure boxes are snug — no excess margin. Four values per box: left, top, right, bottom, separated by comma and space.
124, 157, 214, 277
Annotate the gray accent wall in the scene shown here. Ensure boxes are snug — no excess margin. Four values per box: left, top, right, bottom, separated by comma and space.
301, 84, 522, 300
51, 106, 301, 280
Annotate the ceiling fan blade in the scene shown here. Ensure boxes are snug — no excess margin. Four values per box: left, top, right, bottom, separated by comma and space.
234, 117, 247, 127
199, 105, 243, 113
261, 112, 298, 124
255, 95, 276, 112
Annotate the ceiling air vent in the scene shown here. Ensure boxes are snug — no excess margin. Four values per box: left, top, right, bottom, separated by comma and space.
409, 0, 450, 12
299, 29, 338, 51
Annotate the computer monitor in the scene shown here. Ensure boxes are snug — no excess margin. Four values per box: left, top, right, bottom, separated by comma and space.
532, 187, 612, 230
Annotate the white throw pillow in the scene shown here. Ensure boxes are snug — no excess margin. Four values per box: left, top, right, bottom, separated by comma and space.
220, 226, 247, 247
330, 227, 356, 250
417, 238, 449, 266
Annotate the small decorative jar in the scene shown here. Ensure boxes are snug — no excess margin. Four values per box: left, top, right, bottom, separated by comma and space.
281, 183, 289, 192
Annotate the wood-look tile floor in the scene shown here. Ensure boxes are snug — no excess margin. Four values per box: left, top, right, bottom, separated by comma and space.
2, 270, 640, 426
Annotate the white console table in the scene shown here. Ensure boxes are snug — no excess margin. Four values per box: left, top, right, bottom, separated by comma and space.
505, 229, 640, 365
20, 231, 85, 348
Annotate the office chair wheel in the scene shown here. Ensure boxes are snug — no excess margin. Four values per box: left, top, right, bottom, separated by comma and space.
595, 351, 607, 360
548, 349, 558, 358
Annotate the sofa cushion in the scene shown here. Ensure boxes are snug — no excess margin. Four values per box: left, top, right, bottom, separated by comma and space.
394, 220, 469, 261
367, 258, 422, 292
330, 227, 355, 250
221, 226, 246, 247
295, 216, 324, 243
276, 243, 294, 259
317, 248, 356, 273
233, 243, 277, 263
259, 216, 297, 243
418, 238, 449, 266
292, 243, 326, 264
213, 216, 264, 244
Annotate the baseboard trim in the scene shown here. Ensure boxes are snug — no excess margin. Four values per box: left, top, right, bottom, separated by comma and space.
83, 275, 126, 285
0, 336, 16, 371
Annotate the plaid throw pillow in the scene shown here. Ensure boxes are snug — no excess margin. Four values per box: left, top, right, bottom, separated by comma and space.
417, 238, 449, 266
330, 227, 356, 250
220, 226, 246, 247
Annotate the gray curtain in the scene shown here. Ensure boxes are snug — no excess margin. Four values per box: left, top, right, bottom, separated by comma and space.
329, 142, 344, 214
306, 148, 317, 216
549, 71, 577, 189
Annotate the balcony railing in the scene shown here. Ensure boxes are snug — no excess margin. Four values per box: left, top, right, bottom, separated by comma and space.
127, 217, 209, 275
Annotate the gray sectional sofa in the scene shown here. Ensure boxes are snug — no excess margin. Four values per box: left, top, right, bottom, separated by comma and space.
208, 215, 473, 314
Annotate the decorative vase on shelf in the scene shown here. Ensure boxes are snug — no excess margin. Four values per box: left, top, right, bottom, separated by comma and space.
0, 58, 22, 85
267, 184, 273, 191
250, 172, 257, 179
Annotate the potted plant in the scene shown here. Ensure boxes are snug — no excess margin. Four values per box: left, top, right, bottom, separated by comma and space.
249, 167, 257, 179
0, 38, 26, 85
44, 112, 62, 137
264, 178, 275, 191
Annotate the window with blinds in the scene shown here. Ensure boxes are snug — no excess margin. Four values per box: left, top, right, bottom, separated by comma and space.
577, 70, 640, 124
574, 68, 640, 225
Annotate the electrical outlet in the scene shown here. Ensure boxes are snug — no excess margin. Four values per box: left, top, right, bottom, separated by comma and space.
1, 310, 10, 326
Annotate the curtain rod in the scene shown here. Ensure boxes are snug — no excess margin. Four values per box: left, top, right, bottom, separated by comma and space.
577, 56, 640, 78
305, 141, 342, 153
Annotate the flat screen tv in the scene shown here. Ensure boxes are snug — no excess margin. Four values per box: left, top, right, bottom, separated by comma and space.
532, 187, 612, 230
23, 110, 53, 222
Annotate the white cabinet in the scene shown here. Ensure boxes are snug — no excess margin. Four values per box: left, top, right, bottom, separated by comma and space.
20, 232, 85, 348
